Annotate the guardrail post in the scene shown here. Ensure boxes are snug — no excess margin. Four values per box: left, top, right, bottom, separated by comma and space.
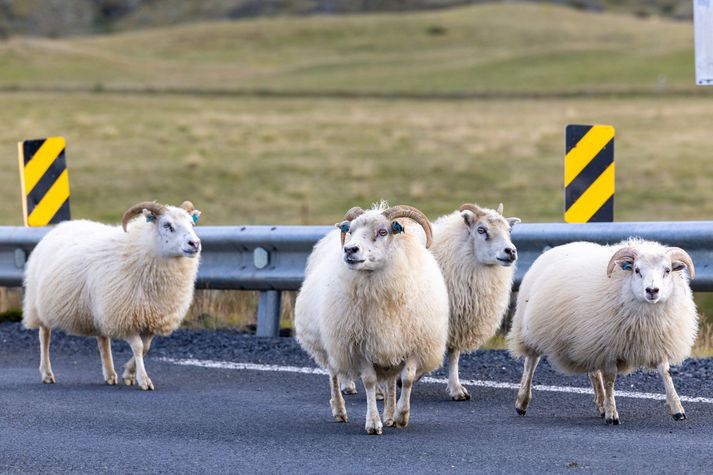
256, 290, 282, 337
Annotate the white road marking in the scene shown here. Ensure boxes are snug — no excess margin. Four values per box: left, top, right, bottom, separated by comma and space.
158, 357, 713, 404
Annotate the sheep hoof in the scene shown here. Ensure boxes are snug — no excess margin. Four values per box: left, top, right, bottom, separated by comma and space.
605, 417, 620, 425
451, 393, 471, 401
42, 373, 56, 384
123, 376, 135, 386
515, 407, 526, 416
365, 421, 383, 435
384, 418, 394, 427
448, 386, 471, 401
140, 381, 155, 391
333, 414, 348, 423
105, 373, 118, 385
673, 412, 687, 421
341, 387, 357, 396
394, 411, 410, 428
600, 412, 605, 419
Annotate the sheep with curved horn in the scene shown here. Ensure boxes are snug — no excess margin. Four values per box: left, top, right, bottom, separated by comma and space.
509, 238, 698, 424
295, 201, 449, 435
23, 200, 203, 390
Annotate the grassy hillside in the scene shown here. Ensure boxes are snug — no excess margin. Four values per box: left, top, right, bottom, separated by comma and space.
0, 4, 696, 95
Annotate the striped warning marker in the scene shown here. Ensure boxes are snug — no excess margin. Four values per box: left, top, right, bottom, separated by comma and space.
564, 124, 615, 223
17, 137, 71, 227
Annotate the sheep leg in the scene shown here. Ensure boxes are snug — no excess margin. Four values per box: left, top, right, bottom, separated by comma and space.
329, 373, 348, 422
394, 360, 417, 429
96, 336, 117, 385
361, 366, 383, 435
587, 370, 606, 418
122, 334, 154, 386
126, 335, 154, 391
658, 361, 686, 421
383, 377, 397, 427
446, 348, 470, 401
515, 355, 540, 415
38, 326, 55, 384
602, 369, 620, 425
340, 377, 358, 395
375, 383, 385, 401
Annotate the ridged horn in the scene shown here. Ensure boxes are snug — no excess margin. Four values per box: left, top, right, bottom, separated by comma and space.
606, 247, 639, 278
458, 203, 486, 217
338, 207, 365, 246
667, 247, 695, 280
122, 201, 166, 232
382, 205, 433, 248
180, 201, 195, 213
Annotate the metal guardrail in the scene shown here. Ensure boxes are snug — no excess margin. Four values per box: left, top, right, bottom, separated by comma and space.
0, 221, 711, 336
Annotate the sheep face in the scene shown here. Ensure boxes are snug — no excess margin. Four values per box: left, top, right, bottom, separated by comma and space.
461, 205, 519, 267
149, 207, 202, 258
340, 214, 398, 272
614, 252, 683, 304
608, 244, 695, 305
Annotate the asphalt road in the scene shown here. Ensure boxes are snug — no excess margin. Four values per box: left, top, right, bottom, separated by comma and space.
1, 322, 712, 474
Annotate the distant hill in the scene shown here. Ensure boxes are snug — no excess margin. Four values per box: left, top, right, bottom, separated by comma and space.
0, 0, 694, 38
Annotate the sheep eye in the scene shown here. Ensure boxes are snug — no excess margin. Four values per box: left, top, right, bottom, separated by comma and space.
477, 227, 487, 235
634, 268, 641, 275
665, 268, 671, 275
377, 229, 388, 237
164, 223, 175, 232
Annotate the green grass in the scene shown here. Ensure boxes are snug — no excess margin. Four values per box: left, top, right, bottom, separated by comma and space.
0, 4, 697, 95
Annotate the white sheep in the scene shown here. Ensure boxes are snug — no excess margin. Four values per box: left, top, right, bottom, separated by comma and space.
295, 202, 449, 435
430, 203, 520, 400
22, 201, 202, 390
508, 239, 697, 424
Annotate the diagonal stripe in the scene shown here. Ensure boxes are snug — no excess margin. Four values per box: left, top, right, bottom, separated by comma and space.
24, 137, 65, 193
27, 169, 70, 227
26, 153, 66, 216
565, 162, 615, 223
564, 125, 615, 187
565, 138, 613, 208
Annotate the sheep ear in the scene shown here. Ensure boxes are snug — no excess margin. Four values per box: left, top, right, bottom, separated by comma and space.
619, 261, 633, 271
461, 212, 474, 228
497, 203, 504, 214
391, 221, 404, 234
191, 210, 201, 224
672, 262, 686, 272
335, 220, 350, 233
507, 217, 521, 228
142, 209, 156, 223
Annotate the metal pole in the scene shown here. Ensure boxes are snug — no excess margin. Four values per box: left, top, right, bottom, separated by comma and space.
256, 290, 282, 337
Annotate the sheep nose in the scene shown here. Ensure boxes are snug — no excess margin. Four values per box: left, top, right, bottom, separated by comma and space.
188, 239, 201, 250
344, 245, 359, 256
504, 247, 517, 260
646, 287, 659, 296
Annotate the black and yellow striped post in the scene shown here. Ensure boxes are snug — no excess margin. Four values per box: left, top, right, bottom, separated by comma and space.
17, 137, 71, 227
564, 124, 615, 223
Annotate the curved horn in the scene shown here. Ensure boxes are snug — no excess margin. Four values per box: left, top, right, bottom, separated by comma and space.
606, 246, 639, 278
121, 201, 166, 232
458, 203, 485, 217
382, 205, 433, 248
180, 201, 195, 213
667, 247, 695, 280
339, 207, 365, 246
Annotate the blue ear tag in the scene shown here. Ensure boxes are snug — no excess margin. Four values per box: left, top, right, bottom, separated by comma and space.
340, 223, 350, 233
192, 214, 199, 224
146, 215, 156, 223
391, 222, 404, 234
621, 262, 632, 271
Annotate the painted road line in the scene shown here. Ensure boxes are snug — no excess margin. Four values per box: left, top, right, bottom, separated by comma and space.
158, 357, 713, 404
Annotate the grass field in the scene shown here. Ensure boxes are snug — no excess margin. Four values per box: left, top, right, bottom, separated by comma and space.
1, 3, 712, 350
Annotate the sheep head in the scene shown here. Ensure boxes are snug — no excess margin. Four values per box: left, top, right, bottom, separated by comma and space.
122, 201, 202, 259
338, 203, 432, 272
459, 203, 519, 267
608, 242, 694, 304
